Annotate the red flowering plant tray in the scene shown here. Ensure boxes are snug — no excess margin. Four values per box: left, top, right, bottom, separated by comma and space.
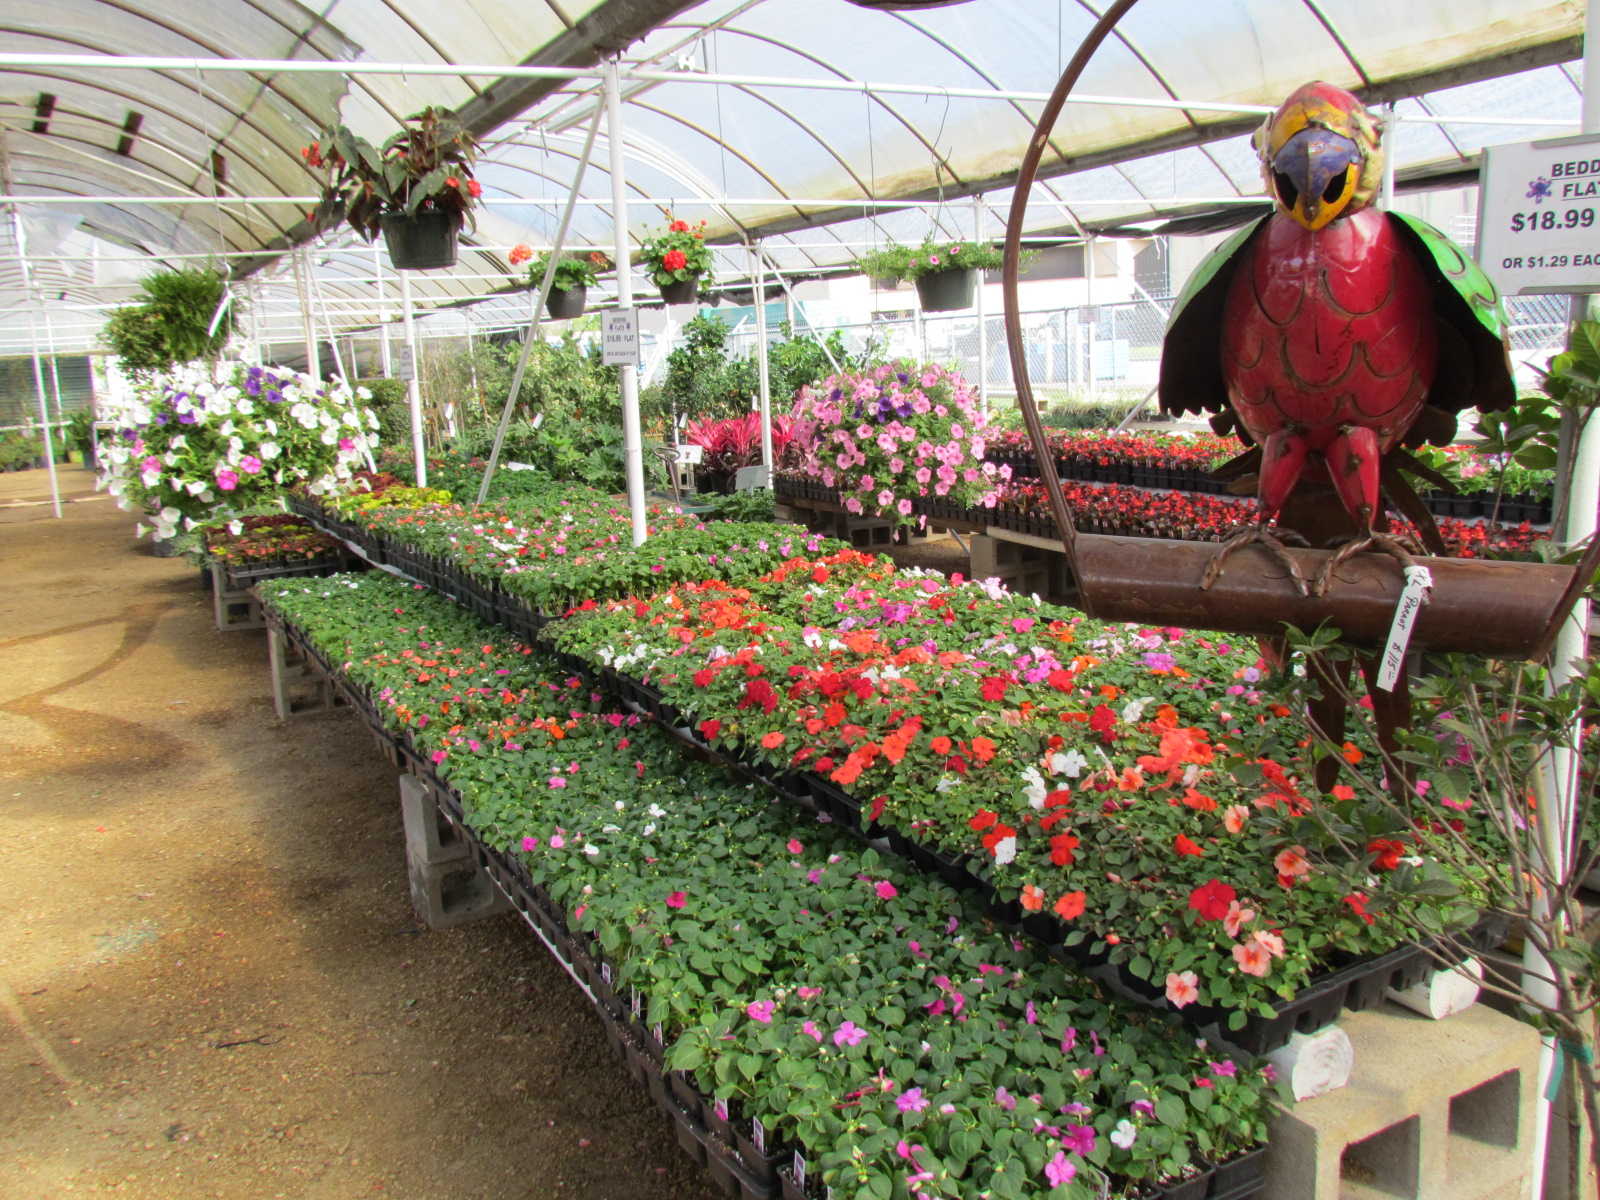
284, 489, 1506, 1054
257, 569, 1275, 1200
201, 513, 351, 589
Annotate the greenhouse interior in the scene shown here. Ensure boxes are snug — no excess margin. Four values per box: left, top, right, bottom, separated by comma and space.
4, 1, 1600, 1197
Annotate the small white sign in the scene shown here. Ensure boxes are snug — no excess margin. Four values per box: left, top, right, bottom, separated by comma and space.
396, 345, 416, 381
602, 309, 641, 366
675, 443, 704, 465
1478, 133, 1600, 296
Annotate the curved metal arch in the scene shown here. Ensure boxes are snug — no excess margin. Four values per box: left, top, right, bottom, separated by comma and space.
627, 95, 803, 215
4, 112, 295, 247
1, 179, 210, 254
1403, 95, 1467, 165
1295, 0, 1372, 87
6, 143, 262, 255
0, 48, 329, 212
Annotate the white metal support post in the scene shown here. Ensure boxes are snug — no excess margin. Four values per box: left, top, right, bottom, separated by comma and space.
606, 58, 648, 546
400, 269, 426, 488
973, 195, 989, 409
290, 245, 320, 377
753, 244, 773, 476
374, 246, 393, 378
2, 130, 61, 518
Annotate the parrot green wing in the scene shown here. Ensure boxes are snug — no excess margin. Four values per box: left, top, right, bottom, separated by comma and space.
1388, 211, 1515, 416
1158, 216, 1267, 419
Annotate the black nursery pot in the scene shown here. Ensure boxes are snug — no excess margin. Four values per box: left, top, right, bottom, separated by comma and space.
545, 285, 587, 320
380, 210, 459, 270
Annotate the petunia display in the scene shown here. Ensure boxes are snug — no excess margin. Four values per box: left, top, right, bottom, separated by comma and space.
98, 360, 378, 541
788, 360, 1005, 527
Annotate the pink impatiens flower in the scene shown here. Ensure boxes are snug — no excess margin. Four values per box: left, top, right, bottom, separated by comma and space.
1233, 939, 1273, 977
786, 839, 804, 855
832, 1021, 866, 1047
896, 1087, 928, 1113
520, 836, 539, 852
874, 880, 898, 900
666, 891, 686, 909
1044, 1150, 1076, 1188
746, 1000, 775, 1024
214, 467, 239, 491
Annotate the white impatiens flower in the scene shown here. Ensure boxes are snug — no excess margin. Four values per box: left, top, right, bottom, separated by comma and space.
1110, 1120, 1137, 1150
1021, 765, 1048, 810
1049, 749, 1088, 778
1121, 697, 1153, 724
991, 835, 1017, 866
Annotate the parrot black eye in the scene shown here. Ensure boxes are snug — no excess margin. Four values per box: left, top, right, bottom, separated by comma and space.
1323, 165, 1352, 205
1273, 171, 1299, 210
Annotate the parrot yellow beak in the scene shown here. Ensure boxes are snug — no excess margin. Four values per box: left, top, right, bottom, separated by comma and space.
1270, 126, 1362, 231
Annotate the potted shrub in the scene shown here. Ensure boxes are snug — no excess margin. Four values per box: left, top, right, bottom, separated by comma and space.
517, 247, 612, 320
639, 216, 712, 304
305, 107, 482, 270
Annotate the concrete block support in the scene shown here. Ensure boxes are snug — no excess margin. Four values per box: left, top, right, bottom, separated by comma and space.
970, 532, 1069, 598
397, 775, 509, 930
1264, 1002, 1542, 1200
210, 564, 264, 631
267, 627, 347, 720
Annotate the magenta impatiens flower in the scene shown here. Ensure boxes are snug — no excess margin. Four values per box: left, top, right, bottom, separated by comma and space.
215, 467, 239, 491
787, 838, 804, 855
1062, 1124, 1096, 1156
832, 1020, 866, 1047
1044, 1150, 1076, 1188
874, 880, 898, 900
896, 1087, 928, 1113
746, 1000, 775, 1024
801, 1020, 822, 1042
520, 835, 539, 852
666, 891, 686, 909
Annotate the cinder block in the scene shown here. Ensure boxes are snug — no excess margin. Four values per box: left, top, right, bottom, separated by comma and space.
211, 564, 264, 631
1264, 1002, 1541, 1200
398, 775, 470, 865
267, 626, 349, 719
406, 855, 511, 930
969, 533, 1067, 597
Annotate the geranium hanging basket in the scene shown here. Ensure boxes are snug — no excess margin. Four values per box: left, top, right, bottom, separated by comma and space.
915, 268, 976, 312
380, 211, 460, 271
659, 277, 700, 305
545, 285, 587, 320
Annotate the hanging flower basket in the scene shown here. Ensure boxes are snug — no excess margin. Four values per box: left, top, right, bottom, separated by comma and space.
545, 286, 587, 320
380, 211, 459, 271
659, 277, 700, 305
915, 268, 976, 312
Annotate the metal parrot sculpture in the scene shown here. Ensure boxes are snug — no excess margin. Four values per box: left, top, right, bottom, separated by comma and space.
1159, 81, 1516, 596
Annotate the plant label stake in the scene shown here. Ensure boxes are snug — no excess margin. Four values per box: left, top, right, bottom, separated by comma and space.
793, 1151, 806, 1188
631, 987, 642, 1018
752, 1116, 765, 1153
1377, 565, 1432, 692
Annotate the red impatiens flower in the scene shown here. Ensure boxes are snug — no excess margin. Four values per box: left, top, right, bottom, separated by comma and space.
1343, 892, 1375, 925
1367, 838, 1405, 871
968, 809, 998, 832
980, 675, 1011, 702
1174, 834, 1205, 857
1187, 878, 1236, 921
662, 248, 688, 272
698, 717, 722, 740
1054, 891, 1086, 920
1049, 832, 1080, 866
1088, 705, 1116, 734
692, 668, 715, 687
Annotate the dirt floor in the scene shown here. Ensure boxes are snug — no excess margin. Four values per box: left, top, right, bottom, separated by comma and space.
0, 466, 723, 1199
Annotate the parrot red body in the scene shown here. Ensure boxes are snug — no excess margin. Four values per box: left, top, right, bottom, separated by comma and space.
1219, 206, 1439, 528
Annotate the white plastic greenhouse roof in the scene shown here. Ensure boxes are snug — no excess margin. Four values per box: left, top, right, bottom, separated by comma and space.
0, 0, 1589, 354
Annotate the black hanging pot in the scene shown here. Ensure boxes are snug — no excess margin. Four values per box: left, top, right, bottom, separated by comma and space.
545, 286, 587, 320
915, 268, 976, 312
380, 210, 459, 270
659, 276, 700, 305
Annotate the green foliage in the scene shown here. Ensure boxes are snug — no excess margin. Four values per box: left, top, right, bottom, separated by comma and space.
529, 249, 611, 292
700, 488, 776, 523
65, 410, 94, 463
103, 268, 235, 375
648, 318, 872, 433
856, 240, 1013, 284
0, 430, 44, 471
354, 377, 411, 448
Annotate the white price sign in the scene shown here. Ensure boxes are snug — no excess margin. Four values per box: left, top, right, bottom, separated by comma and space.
1477, 133, 1600, 297
396, 345, 416, 381
601, 309, 641, 366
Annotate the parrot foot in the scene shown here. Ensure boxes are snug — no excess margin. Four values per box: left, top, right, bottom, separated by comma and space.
1311, 532, 1419, 597
1200, 524, 1311, 596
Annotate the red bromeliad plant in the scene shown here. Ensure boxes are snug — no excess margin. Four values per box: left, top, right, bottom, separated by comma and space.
684, 413, 794, 491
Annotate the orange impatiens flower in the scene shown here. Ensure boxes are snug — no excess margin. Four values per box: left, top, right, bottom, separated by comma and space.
1341, 741, 1364, 764
1174, 834, 1205, 857
1054, 891, 1086, 920
1274, 845, 1311, 886
969, 736, 996, 763
1020, 884, 1046, 912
